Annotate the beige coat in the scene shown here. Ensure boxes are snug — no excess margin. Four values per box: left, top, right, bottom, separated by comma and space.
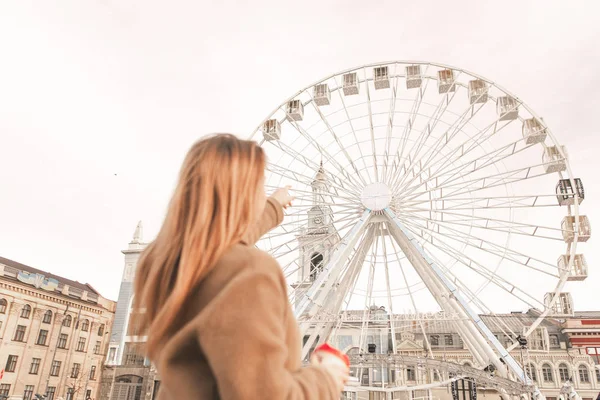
155, 198, 339, 399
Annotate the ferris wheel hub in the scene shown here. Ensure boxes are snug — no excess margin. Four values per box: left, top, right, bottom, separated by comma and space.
360, 182, 392, 211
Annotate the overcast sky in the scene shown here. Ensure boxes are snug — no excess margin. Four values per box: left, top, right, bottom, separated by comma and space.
0, 1, 599, 309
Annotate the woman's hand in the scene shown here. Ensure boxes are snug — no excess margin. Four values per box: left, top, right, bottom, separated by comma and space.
310, 347, 350, 392
271, 186, 295, 209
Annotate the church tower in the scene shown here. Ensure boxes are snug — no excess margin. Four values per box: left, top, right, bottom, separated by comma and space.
296, 162, 340, 286
107, 221, 146, 366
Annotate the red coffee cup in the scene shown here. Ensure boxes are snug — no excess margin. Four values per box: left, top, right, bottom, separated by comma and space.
313, 343, 350, 368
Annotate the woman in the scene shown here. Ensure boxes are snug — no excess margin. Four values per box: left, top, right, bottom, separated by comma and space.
133, 134, 348, 399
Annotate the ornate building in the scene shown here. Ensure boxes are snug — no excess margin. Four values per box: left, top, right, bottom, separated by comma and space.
0, 256, 115, 400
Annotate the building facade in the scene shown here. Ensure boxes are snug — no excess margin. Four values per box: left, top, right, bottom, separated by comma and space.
0, 256, 116, 400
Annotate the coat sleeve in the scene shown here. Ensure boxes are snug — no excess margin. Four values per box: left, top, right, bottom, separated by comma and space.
195, 259, 340, 400
242, 197, 284, 245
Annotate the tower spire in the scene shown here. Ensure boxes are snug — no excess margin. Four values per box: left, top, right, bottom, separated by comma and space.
131, 221, 143, 244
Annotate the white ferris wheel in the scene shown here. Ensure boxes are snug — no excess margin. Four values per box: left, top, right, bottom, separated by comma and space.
249, 61, 590, 398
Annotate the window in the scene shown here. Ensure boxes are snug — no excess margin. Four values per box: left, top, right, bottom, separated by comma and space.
29, 358, 41, 374
430, 335, 439, 346
23, 385, 34, 400
5, 355, 18, 372
98, 324, 105, 336
90, 365, 97, 380
586, 347, 600, 364
86, 390, 92, 400
595, 368, 600, 383
66, 388, 74, 400
50, 360, 61, 376
0, 384, 10, 396
526, 364, 537, 382
21, 304, 31, 319
433, 371, 440, 381
71, 363, 81, 378
42, 310, 52, 324
63, 315, 72, 327
77, 337, 86, 352
309, 253, 324, 281
46, 386, 56, 400
559, 363, 570, 382
0, 299, 7, 314
14, 325, 26, 342
94, 340, 101, 354
406, 366, 416, 381
58, 334, 68, 349
81, 319, 89, 332
445, 335, 453, 346
549, 335, 560, 347
542, 364, 554, 382
36, 329, 48, 345
578, 365, 590, 383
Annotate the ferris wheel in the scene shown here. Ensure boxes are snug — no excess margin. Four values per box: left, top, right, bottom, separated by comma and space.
249, 61, 590, 397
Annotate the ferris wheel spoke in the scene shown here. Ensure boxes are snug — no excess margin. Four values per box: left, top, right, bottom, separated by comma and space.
397, 113, 518, 198
265, 138, 363, 196
387, 66, 433, 184
397, 218, 545, 310
399, 163, 550, 204
392, 92, 486, 193
390, 85, 461, 191
363, 67, 380, 182
405, 138, 538, 202
381, 63, 400, 183
399, 129, 527, 200
400, 193, 560, 211
266, 163, 360, 201
284, 116, 367, 192
393, 210, 562, 275
307, 104, 369, 191
333, 75, 373, 183
389, 71, 464, 190
397, 206, 563, 241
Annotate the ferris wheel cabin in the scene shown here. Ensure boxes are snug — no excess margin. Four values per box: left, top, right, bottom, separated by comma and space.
405, 65, 422, 89
557, 254, 588, 281
373, 66, 390, 90
313, 83, 331, 106
543, 145, 568, 173
468, 79, 488, 104
561, 215, 591, 242
556, 178, 584, 206
343, 72, 360, 96
287, 99, 304, 121
544, 292, 574, 315
262, 119, 281, 141
496, 96, 519, 121
522, 118, 547, 145
437, 69, 456, 93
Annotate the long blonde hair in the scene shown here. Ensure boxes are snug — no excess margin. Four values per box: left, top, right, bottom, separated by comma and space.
133, 134, 266, 359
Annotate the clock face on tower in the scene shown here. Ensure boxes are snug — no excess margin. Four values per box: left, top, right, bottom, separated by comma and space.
313, 216, 323, 225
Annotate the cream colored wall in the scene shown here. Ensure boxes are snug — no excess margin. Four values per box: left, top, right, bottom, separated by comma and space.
0, 279, 115, 400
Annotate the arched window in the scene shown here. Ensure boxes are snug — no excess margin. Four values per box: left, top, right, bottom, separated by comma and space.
81, 319, 90, 332
559, 363, 570, 382
463, 361, 472, 368
526, 364, 537, 382
309, 253, 324, 282
63, 315, 72, 327
0, 299, 7, 314
98, 324, 105, 336
542, 363, 553, 382
578, 365, 590, 383
21, 304, 31, 319
42, 310, 53, 324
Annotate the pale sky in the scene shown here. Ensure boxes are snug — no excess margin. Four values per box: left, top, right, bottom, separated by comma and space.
0, 0, 599, 309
